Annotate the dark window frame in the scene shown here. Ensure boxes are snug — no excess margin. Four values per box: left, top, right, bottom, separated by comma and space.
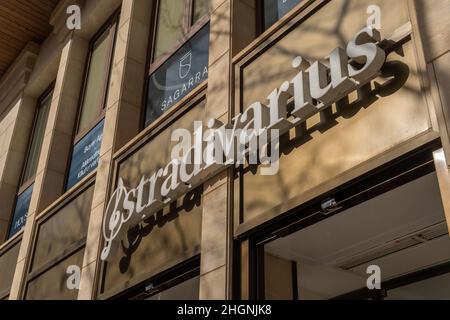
148, 0, 210, 75
235, 141, 443, 300
20, 178, 95, 300
5, 84, 55, 242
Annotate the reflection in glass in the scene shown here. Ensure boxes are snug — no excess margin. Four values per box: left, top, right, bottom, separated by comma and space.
263, 0, 303, 31
8, 185, 33, 239
146, 24, 210, 126
66, 120, 104, 190
193, 0, 209, 25
262, 172, 450, 300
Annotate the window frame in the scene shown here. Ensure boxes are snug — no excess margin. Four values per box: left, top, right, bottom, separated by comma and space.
148, 0, 210, 75
256, 0, 312, 35
6, 84, 55, 242
72, 12, 119, 146
17, 84, 55, 196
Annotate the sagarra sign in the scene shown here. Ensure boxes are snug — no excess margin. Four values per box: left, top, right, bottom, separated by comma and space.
101, 27, 387, 261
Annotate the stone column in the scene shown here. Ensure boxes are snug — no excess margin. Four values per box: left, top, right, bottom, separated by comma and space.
199, 0, 233, 300
8, 34, 89, 300
77, 0, 152, 300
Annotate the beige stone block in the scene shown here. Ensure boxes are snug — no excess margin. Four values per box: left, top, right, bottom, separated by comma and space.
433, 52, 450, 150
0, 183, 17, 222
106, 58, 125, 108
211, 0, 228, 12
204, 169, 228, 195
11, 117, 33, 155
199, 266, 227, 300
2, 150, 25, 186
100, 104, 119, 158
27, 173, 43, 216
127, 18, 151, 65
38, 169, 65, 212
209, 1, 231, 66
16, 210, 36, 263
113, 21, 130, 65
52, 94, 79, 136
131, 0, 153, 25
0, 155, 6, 182
200, 182, 229, 274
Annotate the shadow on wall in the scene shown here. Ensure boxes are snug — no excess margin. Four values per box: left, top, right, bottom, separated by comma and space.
118, 186, 202, 274
243, 43, 412, 177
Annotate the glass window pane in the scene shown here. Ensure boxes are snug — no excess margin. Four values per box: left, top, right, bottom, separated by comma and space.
263, 0, 302, 31
78, 29, 111, 133
193, 0, 209, 25
153, 0, 185, 62
66, 120, 104, 190
385, 272, 450, 300
146, 24, 210, 126
22, 91, 52, 183
8, 185, 33, 239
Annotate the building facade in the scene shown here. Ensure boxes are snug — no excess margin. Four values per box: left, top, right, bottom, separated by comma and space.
0, 0, 450, 300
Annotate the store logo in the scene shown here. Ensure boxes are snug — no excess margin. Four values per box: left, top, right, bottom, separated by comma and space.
101, 26, 390, 261
179, 51, 192, 79
367, 265, 382, 290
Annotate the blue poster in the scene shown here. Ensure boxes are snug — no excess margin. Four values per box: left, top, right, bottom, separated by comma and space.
66, 119, 104, 190
145, 24, 210, 126
8, 185, 33, 239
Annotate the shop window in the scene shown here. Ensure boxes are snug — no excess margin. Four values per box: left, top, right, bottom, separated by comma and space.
262, 0, 303, 31
65, 14, 118, 191
145, 0, 210, 127
7, 88, 53, 240
257, 169, 450, 300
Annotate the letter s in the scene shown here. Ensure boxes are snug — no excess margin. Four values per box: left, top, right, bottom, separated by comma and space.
347, 27, 386, 83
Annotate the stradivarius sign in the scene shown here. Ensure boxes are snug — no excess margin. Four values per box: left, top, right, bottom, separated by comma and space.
101, 27, 387, 261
